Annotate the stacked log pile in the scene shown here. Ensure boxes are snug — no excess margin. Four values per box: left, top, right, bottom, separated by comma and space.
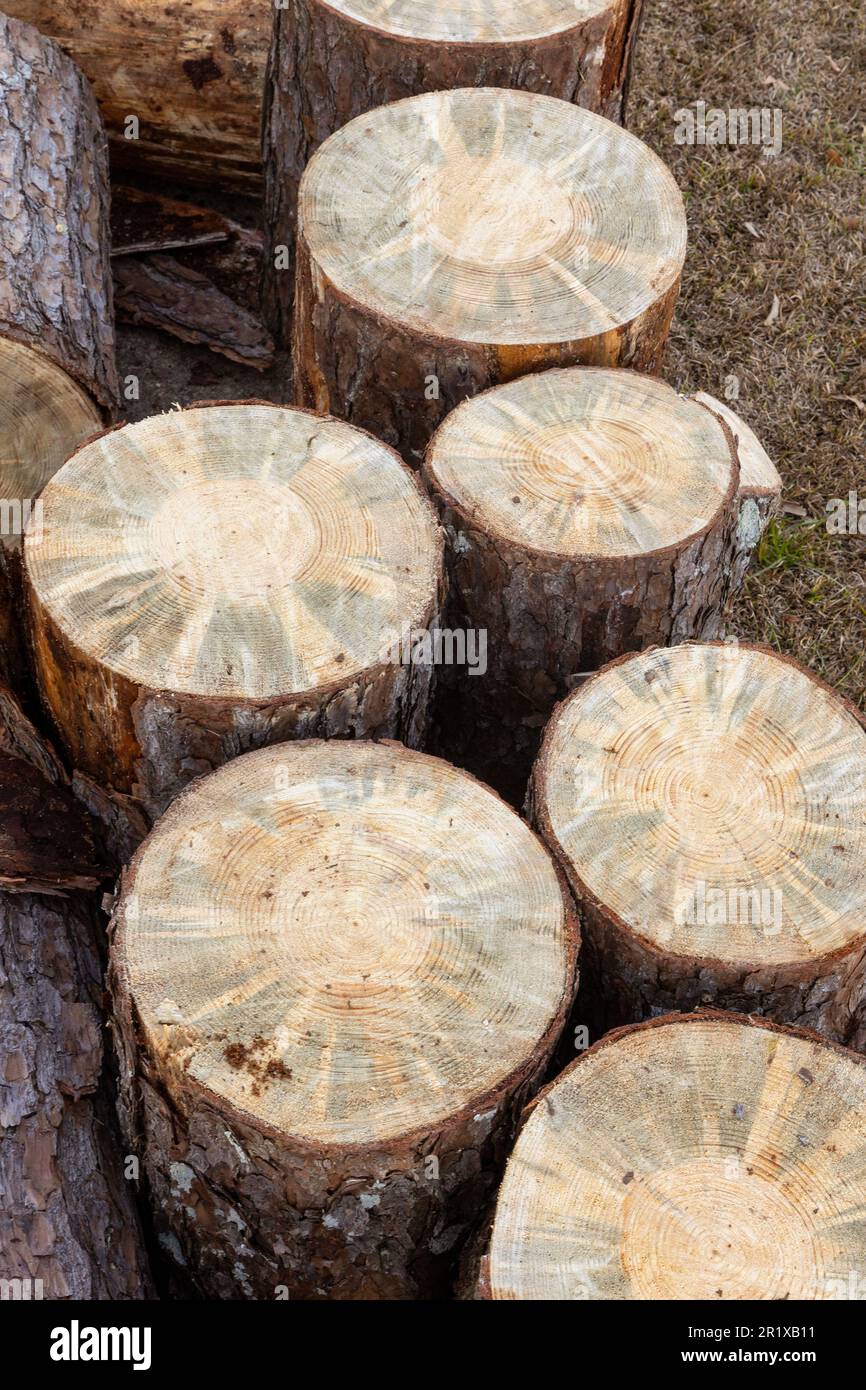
5, 0, 859, 1314
264, 0, 647, 338
293, 88, 686, 465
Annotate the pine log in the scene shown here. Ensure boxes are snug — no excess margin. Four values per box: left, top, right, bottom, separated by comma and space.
4, 1, 268, 189
293, 89, 686, 467
109, 739, 579, 1299
0, 339, 101, 702
529, 641, 866, 1047
25, 402, 443, 821
263, 0, 647, 341
424, 368, 741, 802
0, 684, 154, 1299
482, 1012, 866, 1300
0, 18, 117, 697
0, 16, 118, 417
692, 392, 783, 587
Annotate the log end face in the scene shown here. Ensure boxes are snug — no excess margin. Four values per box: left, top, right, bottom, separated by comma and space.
488, 1013, 866, 1299
534, 642, 866, 979
298, 87, 686, 352
112, 739, 577, 1151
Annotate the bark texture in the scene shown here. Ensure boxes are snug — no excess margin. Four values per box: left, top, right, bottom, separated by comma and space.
110, 185, 232, 257
5, 1, 268, 189
113, 255, 275, 371
28, 584, 439, 825
0, 15, 118, 416
423, 376, 742, 804
432, 499, 740, 803
263, 0, 646, 340
109, 917, 577, 1299
294, 246, 680, 469
107, 1008, 568, 1299
0, 687, 153, 1299
561, 886, 866, 1052
108, 737, 578, 1299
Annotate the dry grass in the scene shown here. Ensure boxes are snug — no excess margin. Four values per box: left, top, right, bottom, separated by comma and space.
630, 0, 866, 704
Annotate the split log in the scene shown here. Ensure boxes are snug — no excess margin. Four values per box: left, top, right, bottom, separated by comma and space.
263, 0, 647, 341
424, 368, 741, 802
529, 641, 866, 1047
692, 392, 783, 587
112, 255, 275, 372
109, 739, 578, 1299
0, 16, 118, 418
4, 1, 268, 189
25, 402, 443, 821
293, 88, 686, 466
0, 684, 154, 1299
481, 1012, 866, 1300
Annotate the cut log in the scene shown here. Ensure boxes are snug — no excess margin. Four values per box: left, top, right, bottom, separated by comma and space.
293, 88, 686, 466
263, 0, 647, 341
483, 1012, 866, 1300
25, 402, 443, 821
109, 739, 578, 1298
112, 255, 275, 372
0, 17, 115, 698
0, 683, 154, 1299
0, 16, 118, 418
4, 1, 268, 189
692, 392, 783, 587
529, 641, 866, 1047
0, 339, 101, 701
425, 368, 742, 801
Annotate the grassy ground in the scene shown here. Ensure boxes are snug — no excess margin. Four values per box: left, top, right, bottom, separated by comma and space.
630, 0, 866, 704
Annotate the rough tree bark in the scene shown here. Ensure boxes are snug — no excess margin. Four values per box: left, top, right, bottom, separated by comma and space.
692, 391, 783, 588
4, 1, 268, 189
293, 88, 686, 467
0, 17, 116, 700
529, 641, 866, 1049
25, 402, 443, 822
263, 0, 647, 341
478, 1012, 866, 1300
0, 16, 118, 416
109, 740, 579, 1299
0, 684, 154, 1299
423, 369, 742, 803
112, 255, 275, 372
